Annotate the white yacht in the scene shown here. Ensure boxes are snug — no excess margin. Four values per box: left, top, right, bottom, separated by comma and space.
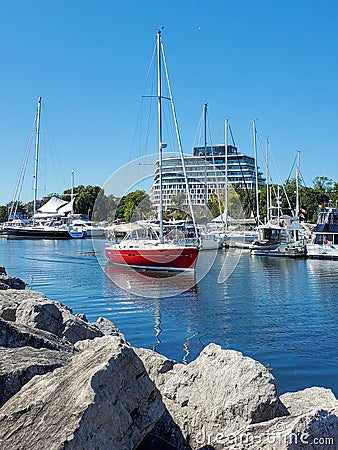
306, 203, 338, 259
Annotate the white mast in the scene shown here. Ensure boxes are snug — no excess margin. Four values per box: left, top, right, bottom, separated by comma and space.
295, 150, 300, 218
33, 96, 42, 221
161, 32, 199, 242
252, 120, 260, 224
71, 169, 75, 215
265, 138, 270, 222
203, 103, 208, 210
224, 118, 229, 230
157, 29, 164, 243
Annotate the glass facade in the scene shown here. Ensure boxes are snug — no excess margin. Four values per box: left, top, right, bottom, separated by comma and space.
150, 144, 265, 208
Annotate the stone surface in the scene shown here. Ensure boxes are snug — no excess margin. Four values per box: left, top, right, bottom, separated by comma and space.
223, 410, 338, 450
138, 344, 288, 450
0, 317, 72, 352
280, 386, 338, 416
0, 346, 70, 407
135, 347, 177, 388
94, 316, 121, 336
0, 275, 26, 290
0, 290, 48, 321
14, 293, 107, 344
0, 336, 165, 450
0, 289, 122, 344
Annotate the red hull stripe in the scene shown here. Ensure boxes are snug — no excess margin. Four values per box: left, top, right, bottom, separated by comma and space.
105, 247, 199, 270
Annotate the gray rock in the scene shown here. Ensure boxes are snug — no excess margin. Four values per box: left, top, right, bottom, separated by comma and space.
62, 315, 103, 343
138, 344, 288, 450
223, 409, 338, 450
198, 387, 338, 449
280, 387, 338, 415
0, 297, 17, 321
0, 346, 70, 407
0, 290, 49, 321
94, 316, 121, 336
1, 290, 123, 344
0, 317, 72, 352
16, 295, 64, 336
137, 409, 192, 450
0, 267, 6, 275
0, 335, 165, 450
0, 275, 26, 290
135, 347, 176, 381
14, 293, 101, 343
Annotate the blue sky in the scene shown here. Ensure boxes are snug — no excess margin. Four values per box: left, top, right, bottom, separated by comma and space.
1, 0, 338, 204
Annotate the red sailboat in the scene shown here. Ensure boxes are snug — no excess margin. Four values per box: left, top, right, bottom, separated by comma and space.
105, 30, 199, 271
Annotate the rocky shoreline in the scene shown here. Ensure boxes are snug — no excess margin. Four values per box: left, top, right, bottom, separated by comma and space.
0, 267, 337, 449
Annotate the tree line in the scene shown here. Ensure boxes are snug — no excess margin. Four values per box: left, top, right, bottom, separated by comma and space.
0, 185, 154, 224
232, 176, 338, 223
0, 176, 337, 224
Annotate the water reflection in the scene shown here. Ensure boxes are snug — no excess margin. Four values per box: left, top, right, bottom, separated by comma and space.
104, 263, 197, 298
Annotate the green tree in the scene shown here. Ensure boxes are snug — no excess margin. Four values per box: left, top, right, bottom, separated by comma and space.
62, 185, 101, 217
313, 176, 333, 192
207, 192, 223, 219
0, 205, 8, 222
115, 190, 153, 222
106, 194, 119, 222
168, 191, 188, 220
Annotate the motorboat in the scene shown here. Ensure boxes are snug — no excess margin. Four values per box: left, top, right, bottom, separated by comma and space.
306, 203, 338, 259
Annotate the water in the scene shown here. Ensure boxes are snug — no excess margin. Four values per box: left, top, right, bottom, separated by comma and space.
1, 238, 337, 396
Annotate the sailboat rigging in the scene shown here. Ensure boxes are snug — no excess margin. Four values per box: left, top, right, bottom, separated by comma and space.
5, 97, 83, 239
105, 30, 199, 270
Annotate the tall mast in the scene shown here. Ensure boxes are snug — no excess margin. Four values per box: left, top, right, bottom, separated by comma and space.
157, 29, 164, 242
224, 118, 229, 230
33, 96, 42, 220
161, 37, 199, 242
252, 120, 260, 224
295, 150, 300, 218
203, 103, 208, 211
265, 138, 270, 222
71, 169, 75, 215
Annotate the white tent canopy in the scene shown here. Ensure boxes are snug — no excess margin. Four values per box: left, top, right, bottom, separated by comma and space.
38, 196, 68, 214
57, 198, 75, 215
211, 212, 235, 223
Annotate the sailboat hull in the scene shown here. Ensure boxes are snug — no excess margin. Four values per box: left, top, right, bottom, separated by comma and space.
6, 227, 72, 240
105, 246, 199, 271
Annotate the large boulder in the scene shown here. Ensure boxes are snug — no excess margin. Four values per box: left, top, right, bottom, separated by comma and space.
3, 290, 122, 344
137, 344, 288, 450
0, 290, 51, 321
0, 285, 123, 345
0, 346, 71, 407
0, 335, 165, 450
0, 268, 26, 290
192, 387, 338, 449
0, 316, 72, 352
280, 387, 338, 415
223, 410, 338, 449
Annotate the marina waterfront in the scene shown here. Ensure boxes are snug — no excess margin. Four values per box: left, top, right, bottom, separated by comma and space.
1, 237, 337, 396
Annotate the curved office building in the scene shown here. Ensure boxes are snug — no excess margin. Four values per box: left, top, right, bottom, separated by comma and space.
150, 144, 265, 208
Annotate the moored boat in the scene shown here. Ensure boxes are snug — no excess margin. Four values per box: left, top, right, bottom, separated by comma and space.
105, 30, 199, 271
250, 223, 282, 253
306, 203, 338, 259
105, 224, 198, 270
6, 225, 72, 240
